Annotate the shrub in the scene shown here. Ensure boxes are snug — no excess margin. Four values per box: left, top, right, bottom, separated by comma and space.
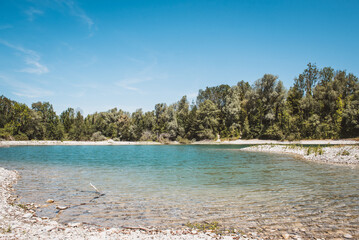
306, 146, 324, 156
14, 133, 28, 141
339, 150, 350, 156
158, 133, 170, 144
0, 128, 12, 140
176, 136, 191, 144
140, 130, 153, 141
197, 129, 215, 140
91, 131, 106, 141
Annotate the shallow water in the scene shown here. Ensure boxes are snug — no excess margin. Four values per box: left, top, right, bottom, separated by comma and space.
0, 145, 358, 238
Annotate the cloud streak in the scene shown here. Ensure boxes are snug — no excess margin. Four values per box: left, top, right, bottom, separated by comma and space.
116, 77, 153, 93
116, 55, 163, 93
57, 0, 94, 30
0, 24, 12, 30
0, 39, 49, 74
25, 7, 43, 21
0, 75, 53, 98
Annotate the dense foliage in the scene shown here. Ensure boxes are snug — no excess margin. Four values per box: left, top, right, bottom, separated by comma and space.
1, 63, 358, 142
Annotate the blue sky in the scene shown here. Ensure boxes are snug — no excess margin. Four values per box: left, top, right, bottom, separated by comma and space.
1, 0, 358, 115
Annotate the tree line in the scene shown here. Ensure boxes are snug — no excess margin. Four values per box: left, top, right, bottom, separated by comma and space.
1, 63, 358, 142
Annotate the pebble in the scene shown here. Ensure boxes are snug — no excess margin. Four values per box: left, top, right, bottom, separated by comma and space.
68, 222, 82, 227
344, 233, 353, 239
44, 226, 56, 232
23, 213, 32, 218
107, 228, 118, 234
282, 233, 290, 240
56, 205, 68, 210
46, 199, 54, 203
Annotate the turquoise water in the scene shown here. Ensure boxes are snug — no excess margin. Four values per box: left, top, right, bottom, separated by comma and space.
0, 145, 358, 238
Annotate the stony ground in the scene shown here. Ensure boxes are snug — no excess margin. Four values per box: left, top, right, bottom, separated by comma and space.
240, 145, 359, 165
0, 167, 256, 240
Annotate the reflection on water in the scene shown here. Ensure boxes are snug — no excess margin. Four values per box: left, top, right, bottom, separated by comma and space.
0, 145, 358, 238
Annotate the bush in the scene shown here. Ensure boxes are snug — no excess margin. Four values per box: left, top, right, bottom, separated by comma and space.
140, 130, 153, 141
306, 146, 324, 156
14, 132, 29, 141
197, 129, 215, 140
286, 134, 296, 142
176, 136, 191, 144
91, 131, 106, 141
0, 128, 12, 140
261, 125, 284, 140
158, 133, 170, 144
339, 150, 350, 156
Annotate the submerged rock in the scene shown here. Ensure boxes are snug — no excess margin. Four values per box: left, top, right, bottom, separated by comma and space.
344, 233, 353, 239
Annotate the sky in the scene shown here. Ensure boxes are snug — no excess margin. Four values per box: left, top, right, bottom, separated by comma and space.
0, 0, 359, 115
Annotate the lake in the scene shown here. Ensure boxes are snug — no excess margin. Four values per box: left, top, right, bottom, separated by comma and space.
0, 145, 358, 238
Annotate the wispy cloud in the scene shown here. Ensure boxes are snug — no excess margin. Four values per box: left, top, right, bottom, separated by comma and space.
0, 75, 53, 98
116, 55, 163, 93
25, 7, 43, 21
0, 39, 49, 75
116, 77, 154, 93
21, 58, 49, 74
57, 0, 94, 30
0, 24, 12, 30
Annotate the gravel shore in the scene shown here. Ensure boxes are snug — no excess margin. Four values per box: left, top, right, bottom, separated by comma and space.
1, 139, 358, 147
0, 167, 255, 240
0, 140, 161, 147
240, 145, 359, 165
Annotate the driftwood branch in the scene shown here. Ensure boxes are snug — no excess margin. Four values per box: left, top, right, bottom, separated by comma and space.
89, 183, 100, 193
121, 226, 151, 231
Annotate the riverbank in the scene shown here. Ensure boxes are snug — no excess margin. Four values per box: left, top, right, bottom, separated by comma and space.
0, 167, 253, 240
0, 140, 161, 147
198, 139, 359, 145
240, 145, 359, 165
1, 138, 358, 147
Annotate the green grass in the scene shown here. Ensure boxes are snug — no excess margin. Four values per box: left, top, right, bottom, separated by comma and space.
338, 149, 350, 156
17, 204, 28, 210
1, 225, 12, 234
306, 146, 324, 156
186, 221, 220, 231
185, 221, 244, 235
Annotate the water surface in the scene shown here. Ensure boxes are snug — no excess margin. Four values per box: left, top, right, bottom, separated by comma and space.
0, 145, 358, 238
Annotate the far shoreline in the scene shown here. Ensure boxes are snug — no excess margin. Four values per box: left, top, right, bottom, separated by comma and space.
0, 138, 358, 147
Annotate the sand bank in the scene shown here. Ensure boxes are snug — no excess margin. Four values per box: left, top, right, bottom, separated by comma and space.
240, 145, 359, 165
197, 139, 359, 145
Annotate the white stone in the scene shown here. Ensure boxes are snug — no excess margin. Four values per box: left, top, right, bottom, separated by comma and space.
23, 213, 32, 218
344, 234, 353, 239
56, 205, 68, 210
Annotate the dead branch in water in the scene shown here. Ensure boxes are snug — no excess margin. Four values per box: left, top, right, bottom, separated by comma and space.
89, 183, 100, 193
